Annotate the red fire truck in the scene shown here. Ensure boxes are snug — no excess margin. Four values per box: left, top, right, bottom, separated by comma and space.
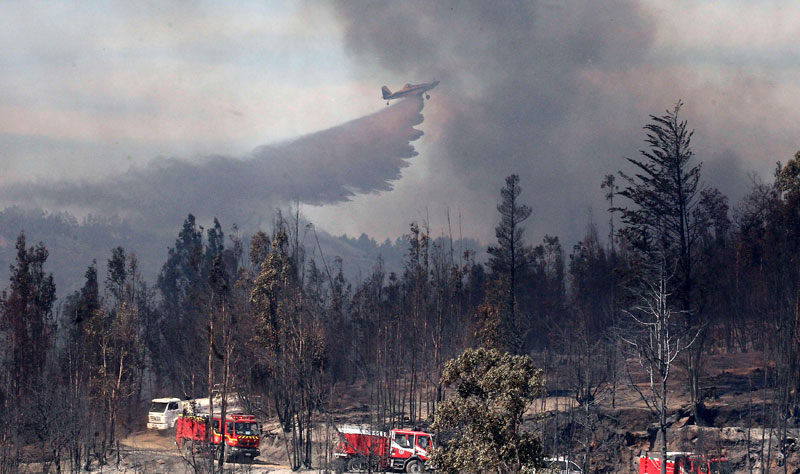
176, 412, 261, 462
334, 425, 433, 473
639, 451, 731, 474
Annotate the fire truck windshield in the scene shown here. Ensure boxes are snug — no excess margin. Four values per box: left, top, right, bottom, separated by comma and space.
149, 402, 168, 413
235, 422, 258, 435
395, 433, 412, 448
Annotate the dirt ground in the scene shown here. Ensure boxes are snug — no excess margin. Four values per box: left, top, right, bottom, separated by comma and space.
78, 430, 295, 473
538, 351, 800, 473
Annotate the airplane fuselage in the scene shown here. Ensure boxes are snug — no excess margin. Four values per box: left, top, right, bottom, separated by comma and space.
382, 80, 439, 101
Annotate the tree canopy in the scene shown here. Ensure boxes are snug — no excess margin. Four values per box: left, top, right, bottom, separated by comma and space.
431, 347, 545, 474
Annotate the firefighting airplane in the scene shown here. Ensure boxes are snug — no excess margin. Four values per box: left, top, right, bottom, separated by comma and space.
381, 79, 440, 104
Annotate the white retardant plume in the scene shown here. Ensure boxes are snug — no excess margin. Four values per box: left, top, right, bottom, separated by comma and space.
0, 96, 425, 231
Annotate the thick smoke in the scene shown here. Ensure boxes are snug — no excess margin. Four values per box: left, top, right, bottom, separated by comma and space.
330, 1, 774, 244
0, 97, 424, 230
330, 1, 656, 243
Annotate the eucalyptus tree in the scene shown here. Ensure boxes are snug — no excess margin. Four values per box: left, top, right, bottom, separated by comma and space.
431, 347, 545, 474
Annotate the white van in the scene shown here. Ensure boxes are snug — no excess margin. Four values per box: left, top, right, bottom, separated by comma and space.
147, 397, 181, 429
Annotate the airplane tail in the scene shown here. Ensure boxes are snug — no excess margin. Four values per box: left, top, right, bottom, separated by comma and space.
381, 86, 391, 100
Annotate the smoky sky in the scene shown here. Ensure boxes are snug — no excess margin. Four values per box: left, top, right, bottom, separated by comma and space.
329, 1, 776, 245
1, 1, 794, 254
0, 97, 424, 231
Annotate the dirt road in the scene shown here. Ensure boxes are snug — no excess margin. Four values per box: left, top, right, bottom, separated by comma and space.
113, 430, 293, 473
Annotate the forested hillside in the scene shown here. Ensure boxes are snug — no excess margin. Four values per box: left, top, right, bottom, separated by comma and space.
2, 105, 800, 472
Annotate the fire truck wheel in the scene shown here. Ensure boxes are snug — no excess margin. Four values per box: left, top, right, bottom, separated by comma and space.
405, 459, 422, 473
347, 457, 366, 472
181, 439, 193, 458
333, 458, 346, 474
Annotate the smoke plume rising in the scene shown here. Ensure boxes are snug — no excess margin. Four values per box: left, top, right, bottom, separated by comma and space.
329, 1, 794, 244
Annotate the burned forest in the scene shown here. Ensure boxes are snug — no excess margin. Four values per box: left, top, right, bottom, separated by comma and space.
2, 101, 800, 473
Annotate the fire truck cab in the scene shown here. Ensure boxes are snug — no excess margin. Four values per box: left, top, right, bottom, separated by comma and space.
388, 429, 433, 472
147, 397, 181, 429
